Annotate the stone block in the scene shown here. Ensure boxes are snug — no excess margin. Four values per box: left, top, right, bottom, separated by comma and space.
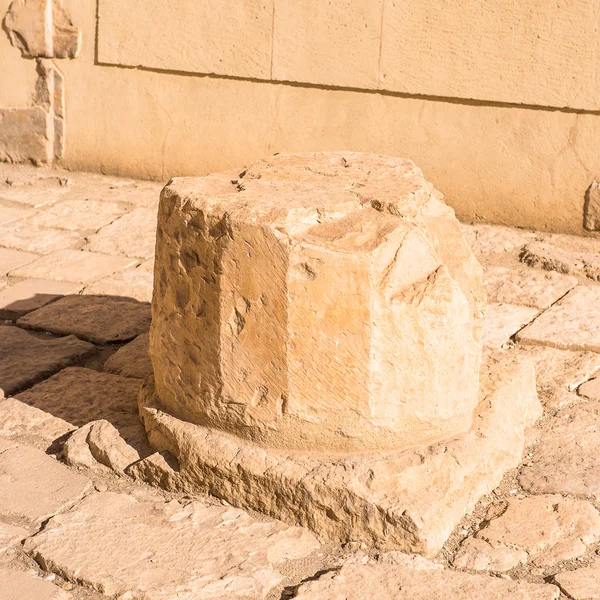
272, 0, 382, 88
97, 0, 273, 79
584, 181, 600, 231
149, 153, 486, 453
0, 107, 50, 164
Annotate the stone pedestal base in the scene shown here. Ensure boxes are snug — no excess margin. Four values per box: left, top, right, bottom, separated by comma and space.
137, 351, 541, 557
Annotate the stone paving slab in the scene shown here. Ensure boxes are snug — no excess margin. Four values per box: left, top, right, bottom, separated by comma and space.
293, 559, 560, 600
0, 185, 68, 208
83, 258, 154, 303
84, 207, 158, 259
0, 569, 72, 600
554, 559, 600, 599
0, 398, 75, 451
521, 241, 600, 281
0, 522, 28, 553
483, 303, 539, 348
461, 223, 538, 256
515, 345, 600, 408
23, 491, 321, 600
454, 495, 600, 569
0, 326, 96, 396
103, 333, 151, 379
17, 295, 151, 344
15, 367, 147, 453
519, 402, 600, 498
483, 266, 577, 309
29, 199, 129, 231
0, 247, 37, 275
11, 249, 137, 284
517, 286, 600, 352
0, 222, 81, 254
0, 204, 34, 225
0, 438, 91, 526
0, 279, 81, 319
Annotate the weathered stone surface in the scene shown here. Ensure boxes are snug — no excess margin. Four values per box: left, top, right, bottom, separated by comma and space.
151, 153, 486, 453
517, 286, 600, 352
0, 397, 74, 450
83, 259, 154, 303
85, 208, 158, 259
11, 249, 137, 283
472, 495, 600, 567
554, 559, 600, 599
0, 204, 33, 225
15, 367, 147, 452
584, 181, 600, 232
453, 537, 527, 572
18, 295, 151, 343
0, 279, 80, 319
483, 303, 539, 348
4, 0, 81, 58
461, 223, 537, 256
29, 199, 128, 231
0, 522, 28, 552
0, 569, 72, 600
515, 345, 600, 408
0, 222, 80, 254
293, 560, 559, 600
104, 333, 151, 379
519, 402, 600, 498
484, 266, 576, 309
139, 351, 541, 555
0, 438, 90, 525
578, 376, 600, 400
0, 326, 95, 396
521, 241, 600, 281
0, 247, 37, 275
24, 491, 321, 599
87, 420, 140, 473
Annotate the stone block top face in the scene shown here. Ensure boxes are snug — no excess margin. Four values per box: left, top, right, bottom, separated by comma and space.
151, 152, 486, 453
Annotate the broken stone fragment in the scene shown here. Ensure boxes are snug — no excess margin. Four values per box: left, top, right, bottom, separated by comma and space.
4, 0, 81, 59
63, 420, 140, 475
125, 450, 182, 491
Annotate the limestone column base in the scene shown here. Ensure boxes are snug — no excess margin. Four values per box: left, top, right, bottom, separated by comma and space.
137, 350, 541, 557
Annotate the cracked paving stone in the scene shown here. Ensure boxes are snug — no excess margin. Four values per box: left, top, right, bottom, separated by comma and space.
23, 491, 321, 600
0, 185, 68, 208
483, 303, 539, 348
454, 495, 600, 569
0, 203, 34, 225
0, 522, 28, 553
84, 208, 158, 259
17, 294, 151, 344
0, 326, 96, 396
0, 569, 72, 600
15, 367, 149, 454
483, 266, 576, 309
293, 557, 559, 599
103, 333, 151, 379
11, 249, 137, 284
515, 345, 600, 408
83, 258, 154, 303
0, 279, 81, 320
517, 286, 600, 352
0, 247, 37, 275
554, 558, 600, 599
29, 198, 129, 231
0, 437, 91, 526
0, 222, 81, 254
519, 402, 600, 498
